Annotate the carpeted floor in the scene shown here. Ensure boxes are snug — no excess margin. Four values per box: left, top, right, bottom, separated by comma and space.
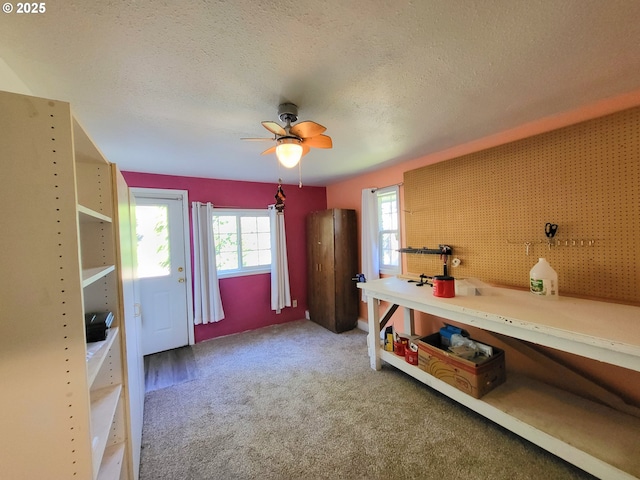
139, 319, 595, 480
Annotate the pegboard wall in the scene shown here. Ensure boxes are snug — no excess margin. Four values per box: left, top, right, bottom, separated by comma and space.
404, 106, 640, 303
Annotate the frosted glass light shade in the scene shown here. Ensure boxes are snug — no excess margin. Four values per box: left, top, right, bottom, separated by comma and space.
276, 138, 303, 168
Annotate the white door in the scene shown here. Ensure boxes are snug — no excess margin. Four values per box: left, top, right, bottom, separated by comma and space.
134, 193, 190, 355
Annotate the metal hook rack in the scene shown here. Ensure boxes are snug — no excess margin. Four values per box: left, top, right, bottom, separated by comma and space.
507, 223, 601, 255
549, 238, 599, 248
398, 245, 453, 275
506, 238, 600, 255
398, 245, 453, 256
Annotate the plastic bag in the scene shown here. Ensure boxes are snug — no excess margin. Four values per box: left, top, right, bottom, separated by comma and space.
449, 334, 478, 360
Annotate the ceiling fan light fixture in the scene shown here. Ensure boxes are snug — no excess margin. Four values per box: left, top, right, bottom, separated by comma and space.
276, 137, 303, 168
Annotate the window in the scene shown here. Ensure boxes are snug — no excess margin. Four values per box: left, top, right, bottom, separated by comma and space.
377, 187, 400, 274
212, 209, 271, 277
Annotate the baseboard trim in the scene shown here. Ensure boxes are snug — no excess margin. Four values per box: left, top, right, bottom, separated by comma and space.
357, 318, 368, 333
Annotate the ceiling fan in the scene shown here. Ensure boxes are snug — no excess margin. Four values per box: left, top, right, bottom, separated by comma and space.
242, 103, 332, 168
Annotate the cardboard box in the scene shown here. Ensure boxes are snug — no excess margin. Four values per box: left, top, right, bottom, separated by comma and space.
417, 333, 506, 398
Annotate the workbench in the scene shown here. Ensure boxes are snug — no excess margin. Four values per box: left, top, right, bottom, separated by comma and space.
358, 277, 640, 479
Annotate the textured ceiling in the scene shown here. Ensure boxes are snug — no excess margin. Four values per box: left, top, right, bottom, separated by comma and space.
1, 1, 640, 186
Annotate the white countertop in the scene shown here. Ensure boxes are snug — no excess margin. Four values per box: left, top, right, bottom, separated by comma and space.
358, 277, 640, 369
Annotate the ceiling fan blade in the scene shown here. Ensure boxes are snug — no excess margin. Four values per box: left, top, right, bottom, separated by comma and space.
262, 121, 285, 136
241, 137, 275, 141
301, 144, 311, 157
303, 134, 332, 149
261, 145, 277, 156
290, 121, 326, 138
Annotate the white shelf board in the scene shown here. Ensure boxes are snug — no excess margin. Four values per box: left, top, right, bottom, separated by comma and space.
78, 204, 112, 223
97, 442, 125, 480
90, 384, 122, 480
380, 350, 640, 480
86, 327, 119, 387
82, 265, 116, 288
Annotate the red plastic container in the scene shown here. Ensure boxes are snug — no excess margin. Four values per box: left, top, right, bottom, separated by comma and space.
405, 347, 419, 365
433, 275, 455, 298
393, 340, 406, 356
393, 337, 408, 356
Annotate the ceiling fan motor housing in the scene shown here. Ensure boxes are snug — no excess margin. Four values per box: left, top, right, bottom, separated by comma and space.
246, 102, 331, 162
278, 102, 299, 124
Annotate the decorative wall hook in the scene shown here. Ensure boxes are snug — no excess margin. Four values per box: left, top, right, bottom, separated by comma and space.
275, 178, 286, 213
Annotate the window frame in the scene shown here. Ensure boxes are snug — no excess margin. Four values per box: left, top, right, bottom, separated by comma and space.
376, 186, 401, 275
211, 208, 271, 278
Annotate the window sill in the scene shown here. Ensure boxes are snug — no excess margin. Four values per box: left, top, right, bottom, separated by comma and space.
380, 267, 401, 276
218, 268, 270, 279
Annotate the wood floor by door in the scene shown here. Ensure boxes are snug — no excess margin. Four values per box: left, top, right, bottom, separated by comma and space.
144, 346, 199, 393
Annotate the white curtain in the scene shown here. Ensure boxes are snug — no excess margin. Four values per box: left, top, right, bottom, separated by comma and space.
361, 188, 380, 302
192, 202, 225, 324
269, 205, 291, 313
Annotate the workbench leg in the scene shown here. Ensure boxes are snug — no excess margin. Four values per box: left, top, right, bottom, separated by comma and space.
403, 307, 415, 336
367, 297, 381, 370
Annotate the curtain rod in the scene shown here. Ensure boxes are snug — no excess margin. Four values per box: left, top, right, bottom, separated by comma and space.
190, 202, 249, 209
371, 182, 403, 193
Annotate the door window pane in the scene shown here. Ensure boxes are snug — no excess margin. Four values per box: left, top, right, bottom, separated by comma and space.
135, 205, 171, 278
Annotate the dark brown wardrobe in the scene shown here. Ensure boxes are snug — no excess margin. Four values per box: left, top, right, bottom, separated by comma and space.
306, 209, 358, 333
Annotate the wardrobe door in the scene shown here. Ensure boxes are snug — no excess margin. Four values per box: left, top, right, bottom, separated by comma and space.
306, 213, 320, 324
317, 210, 336, 330
333, 209, 358, 332
306, 210, 336, 331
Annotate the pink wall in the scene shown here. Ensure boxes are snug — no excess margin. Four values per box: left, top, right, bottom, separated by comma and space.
326, 88, 640, 323
327, 88, 640, 213
122, 171, 327, 342
120, 89, 640, 348
325, 88, 640, 406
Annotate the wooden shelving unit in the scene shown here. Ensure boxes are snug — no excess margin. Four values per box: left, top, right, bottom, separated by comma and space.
82, 265, 117, 287
360, 277, 640, 480
98, 444, 126, 480
78, 204, 113, 223
91, 385, 123, 478
87, 327, 120, 385
0, 90, 142, 479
